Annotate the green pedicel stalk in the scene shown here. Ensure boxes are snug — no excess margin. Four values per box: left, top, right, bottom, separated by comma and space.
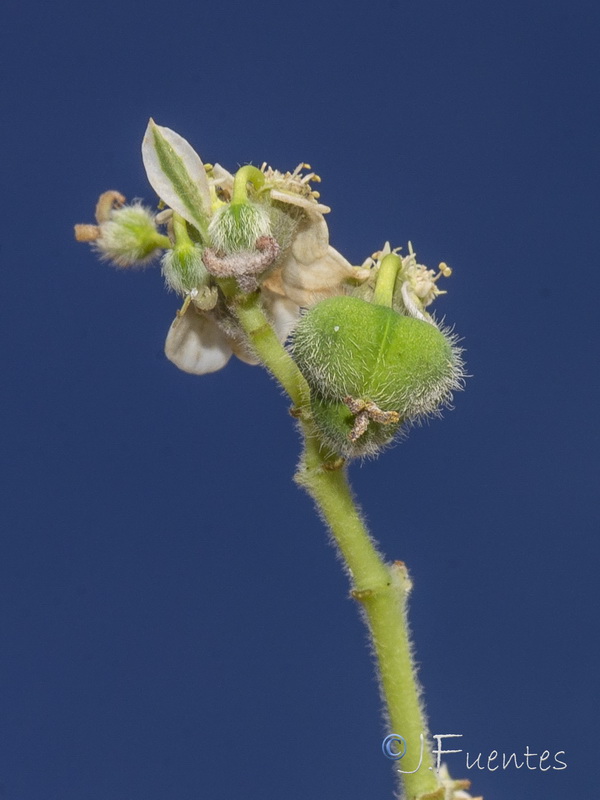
222, 283, 441, 800
231, 164, 266, 205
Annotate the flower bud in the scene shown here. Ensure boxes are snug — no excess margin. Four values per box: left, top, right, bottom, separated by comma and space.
208, 201, 271, 253
92, 202, 169, 268
291, 295, 464, 457
161, 242, 209, 296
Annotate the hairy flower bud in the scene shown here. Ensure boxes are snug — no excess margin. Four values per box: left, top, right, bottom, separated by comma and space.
91, 202, 169, 268
291, 295, 464, 457
161, 242, 209, 295
208, 201, 271, 253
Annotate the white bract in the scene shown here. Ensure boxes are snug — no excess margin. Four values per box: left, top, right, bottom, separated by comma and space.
141, 120, 212, 235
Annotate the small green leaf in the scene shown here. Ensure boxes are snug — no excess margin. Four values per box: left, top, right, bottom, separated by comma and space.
142, 119, 211, 239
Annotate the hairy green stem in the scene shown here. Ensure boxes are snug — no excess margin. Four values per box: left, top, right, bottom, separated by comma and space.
172, 211, 193, 247
225, 283, 441, 799
296, 434, 439, 798
154, 233, 173, 250
219, 282, 308, 408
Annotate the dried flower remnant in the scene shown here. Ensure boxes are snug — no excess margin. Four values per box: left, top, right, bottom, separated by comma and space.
202, 235, 280, 292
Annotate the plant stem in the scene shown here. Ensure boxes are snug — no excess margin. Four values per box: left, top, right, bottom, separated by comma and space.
296, 433, 440, 798
232, 165, 266, 205
172, 212, 193, 247
153, 233, 173, 250
220, 283, 308, 408
225, 284, 442, 799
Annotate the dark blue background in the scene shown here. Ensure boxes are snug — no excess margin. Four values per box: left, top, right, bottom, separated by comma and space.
2, 1, 598, 798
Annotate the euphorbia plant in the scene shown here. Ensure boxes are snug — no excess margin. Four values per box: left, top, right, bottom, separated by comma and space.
75, 120, 476, 800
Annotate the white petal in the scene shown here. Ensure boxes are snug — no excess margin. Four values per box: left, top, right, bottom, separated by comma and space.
270, 188, 331, 215
142, 120, 212, 233
281, 246, 369, 307
262, 289, 301, 343
260, 266, 287, 297
229, 337, 260, 366
164, 305, 232, 374
291, 211, 329, 264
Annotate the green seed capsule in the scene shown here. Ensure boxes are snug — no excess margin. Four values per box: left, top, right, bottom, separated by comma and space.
291, 295, 463, 457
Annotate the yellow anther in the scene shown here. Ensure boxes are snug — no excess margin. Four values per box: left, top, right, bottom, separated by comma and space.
74, 223, 100, 242
312, 191, 321, 199
438, 261, 452, 277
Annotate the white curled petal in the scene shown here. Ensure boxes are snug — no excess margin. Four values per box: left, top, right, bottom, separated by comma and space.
400, 281, 429, 323
281, 246, 370, 307
270, 189, 331, 215
142, 120, 212, 231
164, 305, 232, 374
326, 245, 365, 274
291, 212, 329, 264
262, 289, 301, 343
